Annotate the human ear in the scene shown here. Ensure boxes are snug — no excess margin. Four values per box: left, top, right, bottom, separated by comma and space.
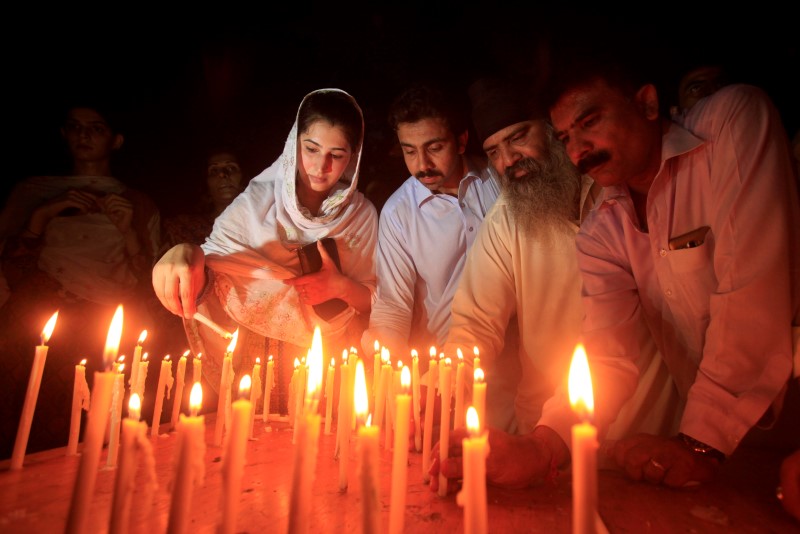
636, 84, 660, 120
112, 133, 124, 150
456, 130, 468, 155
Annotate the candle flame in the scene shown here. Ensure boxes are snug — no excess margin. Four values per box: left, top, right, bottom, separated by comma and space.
41, 311, 58, 345
129, 393, 141, 421
381, 346, 390, 365
239, 374, 252, 399
568, 344, 594, 419
411, 349, 418, 360
143, 353, 149, 362
117, 355, 125, 363
456, 347, 464, 361
164, 354, 171, 361
330, 357, 335, 368
474, 367, 485, 383
439, 352, 445, 361
138, 330, 147, 345
473, 346, 480, 357
429, 346, 436, 358
190, 382, 203, 415
182, 349, 190, 358
305, 326, 324, 402
103, 305, 124, 371
374, 339, 380, 352
466, 406, 480, 436
366, 413, 373, 427
342, 348, 348, 362
256, 357, 261, 364
396, 360, 403, 370
444, 357, 451, 366
226, 328, 239, 355
268, 355, 273, 363
354, 359, 369, 424
118, 363, 125, 373
196, 353, 201, 361
401, 365, 411, 392
79, 358, 87, 366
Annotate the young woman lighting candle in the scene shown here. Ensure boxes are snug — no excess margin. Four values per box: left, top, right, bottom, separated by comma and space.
66, 305, 122, 534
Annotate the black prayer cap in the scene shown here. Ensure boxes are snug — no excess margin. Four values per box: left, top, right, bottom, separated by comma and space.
468, 77, 545, 146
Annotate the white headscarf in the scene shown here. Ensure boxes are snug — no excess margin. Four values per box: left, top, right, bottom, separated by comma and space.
201, 88, 378, 348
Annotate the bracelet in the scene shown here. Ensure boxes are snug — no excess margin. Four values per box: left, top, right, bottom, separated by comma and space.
677, 432, 726, 463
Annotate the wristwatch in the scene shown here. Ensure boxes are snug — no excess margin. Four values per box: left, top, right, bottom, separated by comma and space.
677, 432, 726, 463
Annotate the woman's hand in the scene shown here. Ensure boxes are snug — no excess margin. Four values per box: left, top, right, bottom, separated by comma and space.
98, 193, 134, 234
152, 243, 206, 317
27, 189, 100, 235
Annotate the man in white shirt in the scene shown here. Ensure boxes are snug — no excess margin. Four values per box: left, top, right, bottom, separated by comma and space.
361, 82, 500, 361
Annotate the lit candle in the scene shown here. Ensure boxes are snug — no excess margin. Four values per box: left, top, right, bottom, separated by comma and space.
219, 375, 252, 534
348, 349, 358, 433
66, 305, 122, 533
336, 353, 352, 490
170, 350, 189, 431
262, 355, 274, 423
192, 352, 202, 385
288, 326, 323, 534
422, 346, 438, 483
324, 357, 335, 435
288, 357, 300, 428
107, 362, 126, 468
215, 331, 238, 447
371, 340, 380, 409
129, 330, 147, 397
472, 368, 486, 431
454, 349, 466, 429
472, 346, 480, 375
389, 366, 411, 534
67, 358, 90, 456
384, 359, 401, 450
293, 356, 308, 444
248, 358, 262, 439
151, 355, 174, 437
569, 344, 598, 534
354, 360, 379, 533
167, 382, 206, 534
373, 348, 391, 429
134, 353, 149, 402
438, 357, 453, 497
109, 393, 149, 534
456, 406, 488, 534
10, 311, 58, 469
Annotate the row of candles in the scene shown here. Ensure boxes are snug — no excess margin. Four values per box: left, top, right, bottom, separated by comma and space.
10, 307, 599, 534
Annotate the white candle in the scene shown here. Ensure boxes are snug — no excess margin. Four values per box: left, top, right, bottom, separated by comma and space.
472, 368, 486, 432
324, 357, 335, 435
248, 358, 262, 439
389, 366, 411, 534
192, 352, 202, 386
411, 350, 422, 452
129, 330, 147, 396
170, 351, 189, 431
11, 311, 58, 469
134, 353, 149, 402
422, 346, 438, 483
151, 355, 174, 437
373, 349, 391, 429
438, 357, 453, 497
109, 393, 148, 534
167, 382, 206, 534
384, 359, 401, 450
371, 340, 380, 409
454, 349, 466, 429
456, 406, 488, 534
354, 360, 379, 533
472, 346, 480, 377
569, 344, 598, 534
348, 349, 358, 433
262, 355, 274, 423
215, 330, 238, 447
288, 326, 323, 534
67, 358, 90, 456
66, 305, 122, 534
336, 356, 352, 490
292, 357, 308, 444
107, 363, 126, 467
219, 375, 252, 534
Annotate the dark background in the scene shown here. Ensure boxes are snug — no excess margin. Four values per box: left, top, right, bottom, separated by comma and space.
6, 5, 797, 216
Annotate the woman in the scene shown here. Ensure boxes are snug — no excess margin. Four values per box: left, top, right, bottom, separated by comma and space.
152, 89, 377, 416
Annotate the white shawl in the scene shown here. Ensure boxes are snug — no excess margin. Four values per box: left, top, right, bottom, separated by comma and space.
201, 88, 378, 348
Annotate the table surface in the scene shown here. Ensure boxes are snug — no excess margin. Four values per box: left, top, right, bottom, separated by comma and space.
1, 414, 798, 534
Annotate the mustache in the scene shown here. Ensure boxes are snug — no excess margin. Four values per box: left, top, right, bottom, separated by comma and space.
415, 170, 443, 179
577, 151, 611, 174
505, 157, 543, 180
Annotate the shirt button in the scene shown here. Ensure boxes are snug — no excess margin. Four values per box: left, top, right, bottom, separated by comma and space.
468, 227, 474, 232
660, 249, 667, 257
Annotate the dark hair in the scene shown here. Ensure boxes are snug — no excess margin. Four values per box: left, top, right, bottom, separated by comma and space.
61, 95, 127, 135
387, 81, 469, 136
297, 91, 363, 152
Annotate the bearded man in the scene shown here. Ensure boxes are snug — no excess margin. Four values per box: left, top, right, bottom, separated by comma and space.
430, 78, 679, 491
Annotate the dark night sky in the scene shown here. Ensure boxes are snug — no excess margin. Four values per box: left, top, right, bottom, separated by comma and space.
6, 5, 797, 215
